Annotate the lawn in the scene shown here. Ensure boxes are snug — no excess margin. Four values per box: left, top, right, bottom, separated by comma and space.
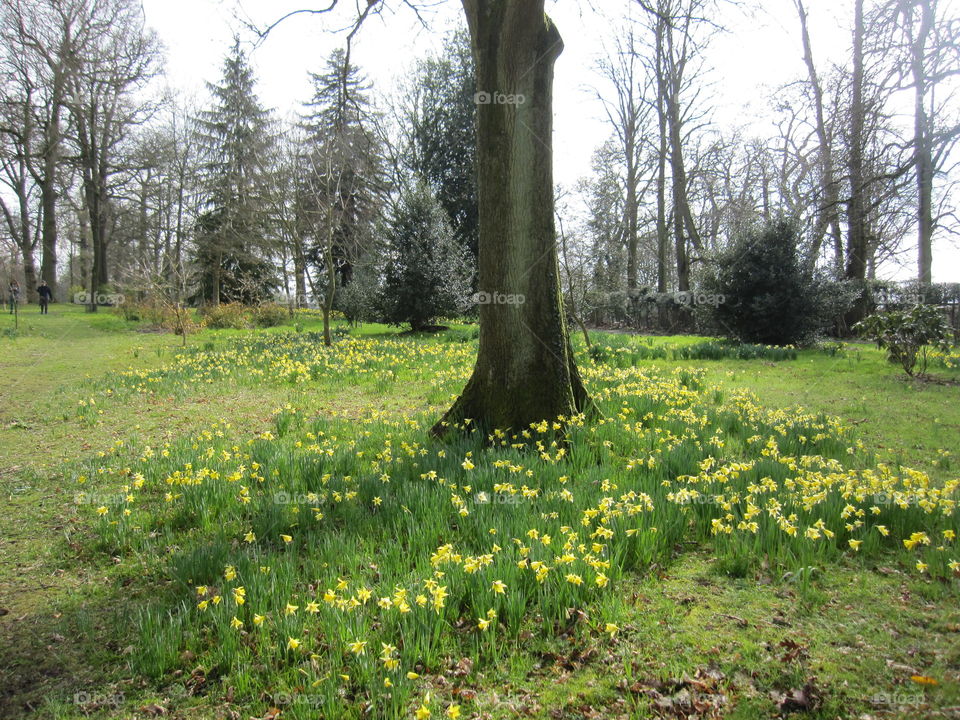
0, 305, 958, 720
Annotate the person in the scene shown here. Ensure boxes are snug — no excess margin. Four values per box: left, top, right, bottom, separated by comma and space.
7, 279, 19, 314
37, 279, 53, 314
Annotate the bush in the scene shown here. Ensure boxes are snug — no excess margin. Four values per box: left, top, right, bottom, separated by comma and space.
251, 303, 288, 328
336, 271, 381, 325
379, 181, 474, 331
854, 305, 953, 376
700, 218, 845, 345
202, 303, 250, 330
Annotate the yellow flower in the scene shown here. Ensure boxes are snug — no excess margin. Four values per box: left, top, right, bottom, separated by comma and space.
604, 623, 619, 637
566, 573, 583, 586
477, 617, 490, 631
280, 534, 293, 543
305, 601, 320, 614
348, 640, 367, 655
230, 616, 243, 630
384, 678, 393, 688
446, 705, 461, 719
595, 572, 609, 588
848, 539, 862, 551
285, 603, 298, 616
224, 566, 237, 581
287, 637, 301, 651
407, 671, 420, 680
244, 531, 256, 543
416, 705, 431, 720
491, 580, 507, 594
876, 525, 889, 536
461, 459, 474, 471
195, 586, 207, 596
253, 614, 265, 626
916, 561, 928, 573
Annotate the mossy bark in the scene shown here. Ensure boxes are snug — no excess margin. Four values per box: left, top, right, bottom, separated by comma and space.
434, 1, 590, 436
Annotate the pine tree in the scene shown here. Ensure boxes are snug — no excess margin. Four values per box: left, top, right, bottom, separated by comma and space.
300, 49, 384, 290
402, 28, 479, 260
380, 181, 473, 332
195, 37, 277, 305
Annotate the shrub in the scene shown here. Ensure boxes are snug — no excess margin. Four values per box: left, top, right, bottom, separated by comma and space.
202, 303, 250, 330
379, 181, 474, 331
700, 219, 846, 345
251, 302, 289, 328
854, 304, 953, 376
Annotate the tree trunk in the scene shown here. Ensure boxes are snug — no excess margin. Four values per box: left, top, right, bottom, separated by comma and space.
845, 0, 868, 327
434, 0, 589, 435
625, 136, 638, 292
795, 0, 844, 275
911, 0, 934, 285
39, 99, 62, 297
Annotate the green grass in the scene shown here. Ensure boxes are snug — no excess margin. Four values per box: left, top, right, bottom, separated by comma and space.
0, 309, 958, 720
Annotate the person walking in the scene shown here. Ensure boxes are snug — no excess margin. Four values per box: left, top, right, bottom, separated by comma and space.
7, 279, 19, 314
37, 279, 53, 314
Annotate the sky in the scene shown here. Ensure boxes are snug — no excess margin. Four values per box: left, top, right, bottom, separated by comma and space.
141, 0, 959, 282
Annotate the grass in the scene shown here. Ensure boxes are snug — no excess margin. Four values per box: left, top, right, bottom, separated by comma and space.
0, 305, 958, 719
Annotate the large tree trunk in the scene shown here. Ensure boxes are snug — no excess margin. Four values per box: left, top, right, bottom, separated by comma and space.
39, 99, 62, 297
911, 0, 934, 285
434, 0, 589, 435
845, 0, 868, 327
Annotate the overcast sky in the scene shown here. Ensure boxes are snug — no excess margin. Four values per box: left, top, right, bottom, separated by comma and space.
141, 0, 959, 282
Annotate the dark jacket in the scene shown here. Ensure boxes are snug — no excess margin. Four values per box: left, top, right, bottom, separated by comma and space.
38, 285, 53, 300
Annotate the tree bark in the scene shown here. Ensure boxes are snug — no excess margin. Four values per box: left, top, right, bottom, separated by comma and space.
910, 0, 934, 285
434, 0, 589, 435
794, 0, 844, 275
845, 0, 868, 326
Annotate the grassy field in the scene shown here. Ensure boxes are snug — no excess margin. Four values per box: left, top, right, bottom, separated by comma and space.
1, 304, 958, 720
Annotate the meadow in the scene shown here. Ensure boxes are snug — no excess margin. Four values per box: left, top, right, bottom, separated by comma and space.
1, 305, 958, 720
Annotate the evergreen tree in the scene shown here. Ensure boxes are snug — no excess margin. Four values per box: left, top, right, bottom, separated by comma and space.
380, 181, 473, 331
402, 28, 479, 260
300, 49, 384, 290
194, 38, 277, 304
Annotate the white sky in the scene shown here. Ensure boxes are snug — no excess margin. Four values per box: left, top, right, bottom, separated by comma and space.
142, 0, 960, 282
